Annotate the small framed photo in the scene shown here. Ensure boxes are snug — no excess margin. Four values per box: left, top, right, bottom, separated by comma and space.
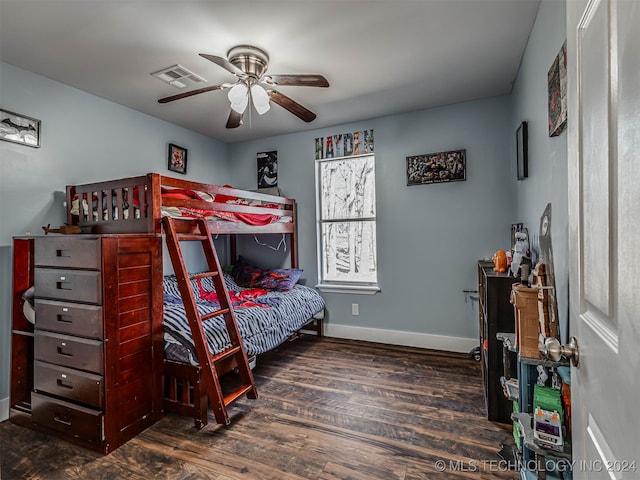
168, 143, 187, 174
0, 109, 41, 148
257, 150, 278, 188
516, 122, 528, 180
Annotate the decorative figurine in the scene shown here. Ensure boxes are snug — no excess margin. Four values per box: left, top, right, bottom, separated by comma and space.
511, 231, 529, 276
493, 250, 508, 272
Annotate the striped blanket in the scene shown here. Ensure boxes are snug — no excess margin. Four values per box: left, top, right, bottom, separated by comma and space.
163, 273, 325, 364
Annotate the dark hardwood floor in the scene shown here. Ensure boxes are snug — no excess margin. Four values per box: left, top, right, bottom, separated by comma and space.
1, 337, 518, 479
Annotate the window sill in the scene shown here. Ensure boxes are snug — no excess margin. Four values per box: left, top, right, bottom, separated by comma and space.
316, 284, 380, 295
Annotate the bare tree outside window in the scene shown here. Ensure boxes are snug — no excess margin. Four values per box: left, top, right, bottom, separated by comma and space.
317, 154, 377, 285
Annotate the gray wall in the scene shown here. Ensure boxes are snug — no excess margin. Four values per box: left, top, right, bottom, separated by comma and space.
228, 95, 515, 345
509, 0, 569, 342
0, 63, 230, 414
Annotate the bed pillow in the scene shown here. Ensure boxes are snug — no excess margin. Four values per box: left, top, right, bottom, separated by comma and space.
259, 268, 303, 291
231, 257, 302, 291
231, 257, 266, 288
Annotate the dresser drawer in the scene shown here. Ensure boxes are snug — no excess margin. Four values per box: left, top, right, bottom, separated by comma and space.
35, 299, 103, 339
34, 361, 104, 409
32, 393, 103, 446
35, 237, 101, 269
35, 331, 103, 374
35, 269, 102, 304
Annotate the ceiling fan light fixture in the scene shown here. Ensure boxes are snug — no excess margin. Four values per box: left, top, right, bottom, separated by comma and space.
230, 95, 249, 114
228, 83, 248, 103
251, 84, 270, 115
228, 83, 249, 113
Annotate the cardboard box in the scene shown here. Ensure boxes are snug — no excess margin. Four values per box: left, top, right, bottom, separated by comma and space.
511, 284, 541, 358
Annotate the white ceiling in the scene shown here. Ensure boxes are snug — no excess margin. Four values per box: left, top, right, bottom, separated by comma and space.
0, 0, 540, 144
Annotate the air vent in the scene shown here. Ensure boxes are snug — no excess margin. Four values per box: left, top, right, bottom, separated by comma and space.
151, 64, 206, 89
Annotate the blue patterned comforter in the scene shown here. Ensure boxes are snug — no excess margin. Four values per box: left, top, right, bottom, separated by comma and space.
163, 273, 325, 364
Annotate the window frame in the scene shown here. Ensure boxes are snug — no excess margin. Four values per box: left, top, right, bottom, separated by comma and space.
315, 153, 380, 295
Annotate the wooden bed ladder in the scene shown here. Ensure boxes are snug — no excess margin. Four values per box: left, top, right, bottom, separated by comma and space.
162, 216, 257, 425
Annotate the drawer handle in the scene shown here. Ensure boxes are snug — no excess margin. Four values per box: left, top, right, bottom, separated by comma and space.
56, 281, 72, 291
57, 314, 73, 324
56, 249, 71, 258
57, 345, 73, 357
54, 415, 72, 426
57, 378, 74, 389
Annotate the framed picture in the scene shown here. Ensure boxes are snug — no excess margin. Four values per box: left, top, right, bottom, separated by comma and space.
257, 151, 278, 188
548, 41, 567, 137
168, 143, 187, 174
0, 109, 41, 148
516, 121, 528, 180
406, 149, 466, 185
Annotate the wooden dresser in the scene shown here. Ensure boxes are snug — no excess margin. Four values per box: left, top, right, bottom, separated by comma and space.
10, 234, 164, 454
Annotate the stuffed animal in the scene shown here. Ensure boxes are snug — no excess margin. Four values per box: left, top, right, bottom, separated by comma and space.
493, 250, 508, 272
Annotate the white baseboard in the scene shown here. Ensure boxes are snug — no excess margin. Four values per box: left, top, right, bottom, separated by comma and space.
324, 324, 478, 354
0, 397, 8, 422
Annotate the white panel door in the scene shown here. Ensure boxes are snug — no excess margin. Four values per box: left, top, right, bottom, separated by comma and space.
567, 0, 640, 477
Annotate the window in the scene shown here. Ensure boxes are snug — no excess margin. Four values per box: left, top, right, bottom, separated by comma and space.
316, 154, 379, 294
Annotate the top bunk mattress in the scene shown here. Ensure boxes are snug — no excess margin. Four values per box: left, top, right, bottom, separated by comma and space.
160, 186, 292, 225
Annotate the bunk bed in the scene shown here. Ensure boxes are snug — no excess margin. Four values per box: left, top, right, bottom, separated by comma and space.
66, 173, 299, 262
65, 173, 325, 426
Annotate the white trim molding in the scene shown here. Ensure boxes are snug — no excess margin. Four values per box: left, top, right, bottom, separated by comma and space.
0, 397, 8, 422
316, 284, 380, 295
323, 323, 478, 353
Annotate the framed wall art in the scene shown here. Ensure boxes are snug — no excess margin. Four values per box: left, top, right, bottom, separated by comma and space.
0, 109, 41, 148
406, 149, 466, 185
168, 143, 188, 174
257, 150, 278, 188
548, 41, 567, 137
516, 121, 528, 180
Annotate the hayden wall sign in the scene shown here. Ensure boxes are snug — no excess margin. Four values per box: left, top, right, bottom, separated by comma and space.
315, 130, 374, 160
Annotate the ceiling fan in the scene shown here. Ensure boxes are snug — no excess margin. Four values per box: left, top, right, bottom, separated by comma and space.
158, 45, 329, 128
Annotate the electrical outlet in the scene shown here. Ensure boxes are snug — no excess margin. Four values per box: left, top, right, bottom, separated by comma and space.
352, 303, 359, 316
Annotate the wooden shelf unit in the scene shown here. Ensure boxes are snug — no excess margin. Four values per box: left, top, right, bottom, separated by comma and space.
477, 260, 517, 424
10, 238, 36, 418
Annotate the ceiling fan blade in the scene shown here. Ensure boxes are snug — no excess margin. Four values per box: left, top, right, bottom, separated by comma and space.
263, 74, 329, 88
226, 109, 243, 129
267, 90, 317, 122
199, 53, 246, 78
158, 83, 229, 103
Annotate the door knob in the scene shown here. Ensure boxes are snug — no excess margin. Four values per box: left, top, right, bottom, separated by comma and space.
539, 336, 580, 367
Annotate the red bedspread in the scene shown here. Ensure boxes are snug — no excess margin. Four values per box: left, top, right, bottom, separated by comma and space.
197, 279, 270, 308
161, 187, 282, 225
173, 206, 279, 225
